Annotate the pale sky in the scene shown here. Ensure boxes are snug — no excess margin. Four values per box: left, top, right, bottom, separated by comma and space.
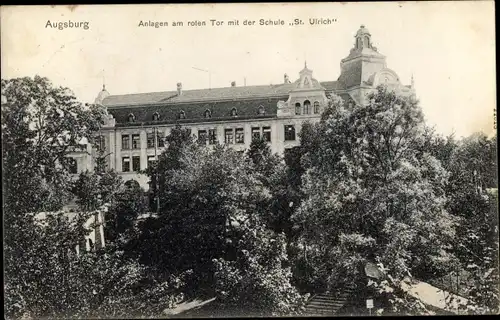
1, 2, 496, 138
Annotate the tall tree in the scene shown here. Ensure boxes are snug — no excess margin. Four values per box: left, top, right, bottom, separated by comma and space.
292, 87, 458, 303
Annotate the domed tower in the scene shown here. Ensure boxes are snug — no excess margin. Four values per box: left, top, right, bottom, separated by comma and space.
94, 84, 110, 105
337, 25, 387, 105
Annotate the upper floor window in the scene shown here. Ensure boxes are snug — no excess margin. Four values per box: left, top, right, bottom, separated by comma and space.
198, 129, 208, 145
68, 157, 78, 174
304, 100, 311, 115
208, 129, 217, 145
128, 113, 136, 123
132, 134, 140, 149
230, 108, 238, 117
204, 109, 212, 119
284, 125, 296, 141
235, 128, 244, 144
178, 111, 186, 119
295, 103, 301, 115
262, 126, 271, 142
251, 127, 260, 141
121, 134, 130, 150
152, 112, 160, 121
224, 128, 234, 144
156, 132, 165, 148
313, 101, 320, 114
147, 132, 155, 148
258, 105, 265, 115
96, 135, 105, 151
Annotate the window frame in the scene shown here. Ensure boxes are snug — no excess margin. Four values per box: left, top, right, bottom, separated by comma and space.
235, 128, 245, 144
262, 126, 271, 142
132, 134, 141, 149
295, 102, 301, 115
224, 128, 234, 145
121, 135, 130, 150
313, 101, 320, 114
284, 125, 296, 141
304, 100, 311, 115
132, 156, 141, 172
147, 132, 155, 149
122, 156, 131, 172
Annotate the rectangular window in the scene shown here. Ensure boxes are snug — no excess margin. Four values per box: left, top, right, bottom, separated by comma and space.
132, 156, 141, 172
122, 135, 130, 150
198, 130, 207, 145
225, 128, 234, 144
147, 133, 155, 148
96, 136, 106, 151
208, 129, 217, 145
251, 127, 260, 141
235, 128, 245, 144
284, 125, 296, 141
132, 134, 140, 149
148, 155, 156, 168
69, 158, 78, 174
122, 156, 130, 172
157, 132, 165, 148
262, 126, 271, 142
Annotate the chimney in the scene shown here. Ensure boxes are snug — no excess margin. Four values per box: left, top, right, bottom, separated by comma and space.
231, 81, 236, 87
177, 82, 182, 95
284, 73, 290, 84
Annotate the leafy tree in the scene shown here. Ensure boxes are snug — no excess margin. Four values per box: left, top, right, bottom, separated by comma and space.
443, 133, 499, 313
213, 213, 308, 316
292, 87, 458, 306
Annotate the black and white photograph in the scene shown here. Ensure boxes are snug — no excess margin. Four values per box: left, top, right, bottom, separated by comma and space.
1, 2, 498, 318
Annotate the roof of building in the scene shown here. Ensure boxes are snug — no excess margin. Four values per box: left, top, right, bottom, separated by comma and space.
109, 96, 284, 126
102, 79, 347, 125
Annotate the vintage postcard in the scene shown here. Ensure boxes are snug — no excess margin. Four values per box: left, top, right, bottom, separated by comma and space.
1, 2, 497, 319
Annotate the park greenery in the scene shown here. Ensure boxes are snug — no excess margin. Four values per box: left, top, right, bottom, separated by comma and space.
2, 77, 498, 318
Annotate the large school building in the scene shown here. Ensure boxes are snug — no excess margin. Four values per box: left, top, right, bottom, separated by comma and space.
69, 25, 415, 190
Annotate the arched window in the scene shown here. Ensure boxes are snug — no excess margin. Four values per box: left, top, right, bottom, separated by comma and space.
258, 105, 265, 115
313, 101, 320, 114
128, 113, 135, 123
88, 238, 94, 251
152, 112, 160, 121
178, 111, 186, 119
303, 100, 311, 115
357, 37, 362, 49
295, 102, 301, 115
204, 109, 211, 119
230, 108, 237, 117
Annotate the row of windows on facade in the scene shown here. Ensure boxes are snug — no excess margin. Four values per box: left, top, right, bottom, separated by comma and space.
120, 124, 297, 150
128, 106, 258, 123
295, 100, 320, 115
121, 132, 165, 150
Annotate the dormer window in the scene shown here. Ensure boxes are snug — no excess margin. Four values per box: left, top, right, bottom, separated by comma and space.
178, 111, 186, 120
128, 113, 136, 123
258, 105, 265, 115
152, 112, 160, 121
204, 109, 212, 119
230, 108, 237, 117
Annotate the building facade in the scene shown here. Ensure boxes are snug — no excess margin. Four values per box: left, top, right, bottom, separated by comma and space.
69, 25, 415, 190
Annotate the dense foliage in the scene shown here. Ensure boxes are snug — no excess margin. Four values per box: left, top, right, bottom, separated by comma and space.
3, 77, 498, 317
